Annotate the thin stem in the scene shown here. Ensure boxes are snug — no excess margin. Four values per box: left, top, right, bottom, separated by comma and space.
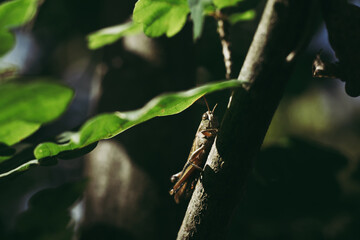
216, 12, 232, 80
0, 159, 39, 178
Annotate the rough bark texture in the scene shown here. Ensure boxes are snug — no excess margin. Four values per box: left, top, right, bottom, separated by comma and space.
177, 0, 318, 239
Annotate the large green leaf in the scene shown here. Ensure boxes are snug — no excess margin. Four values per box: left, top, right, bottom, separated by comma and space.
0, 0, 38, 29
0, 81, 74, 145
0, 80, 245, 178
0, 0, 39, 57
34, 79, 245, 159
213, 0, 243, 9
188, 0, 212, 40
87, 21, 142, 50
133, 0, 190, 37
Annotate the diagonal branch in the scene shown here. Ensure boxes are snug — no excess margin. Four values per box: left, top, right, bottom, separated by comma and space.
177, 0, 319, 239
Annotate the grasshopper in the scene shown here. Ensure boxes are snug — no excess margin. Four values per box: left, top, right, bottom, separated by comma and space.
169, 99, 219, 203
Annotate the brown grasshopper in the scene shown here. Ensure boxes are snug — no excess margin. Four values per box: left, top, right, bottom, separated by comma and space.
169, 99, 219, 203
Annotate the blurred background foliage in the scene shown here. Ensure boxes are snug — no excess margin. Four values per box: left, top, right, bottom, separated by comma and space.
0, 0, 360, 239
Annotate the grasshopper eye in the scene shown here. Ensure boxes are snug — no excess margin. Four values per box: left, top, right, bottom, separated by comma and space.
202, 113, 208, 120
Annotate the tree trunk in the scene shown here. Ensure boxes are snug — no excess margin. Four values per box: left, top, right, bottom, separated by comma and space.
177, 0, 319, 239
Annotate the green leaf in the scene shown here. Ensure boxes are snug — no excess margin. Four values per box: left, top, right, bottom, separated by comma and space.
87, 21, 143, 50
133, 0, 190, 38
0, 120, 40, 146
34, 79, 246, 159
0, 0, 39, 57
0, 81, 74, 145
0, 144, 96, 179
203, 4, 216, 14
188, 0, 212, 41
228, 9, 256, 24
0, 30, 15, 56
0, 0, 38, 29
213, 0, 243, 9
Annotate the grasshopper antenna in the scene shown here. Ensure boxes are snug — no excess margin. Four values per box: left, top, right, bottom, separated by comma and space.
203, 96, 211, 112
212, 103, 218, 114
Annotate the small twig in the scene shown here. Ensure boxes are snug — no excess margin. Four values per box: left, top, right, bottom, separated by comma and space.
216, 11, 232, 80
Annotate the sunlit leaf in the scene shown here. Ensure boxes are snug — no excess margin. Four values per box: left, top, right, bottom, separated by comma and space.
0, 0, 38, 29
188, 0, 212, 40
34, 79, 246, 159
213, 0, 243, 9
0, 121, 40, 146
203, 4, 216, 14
0, 144, 96, 179
0, 0, 39, 57
228, 9, 256, 24
133, 0, 190, 37
0, 80, 246, 178
87, 21, 142, 50
0, 81, 74, 145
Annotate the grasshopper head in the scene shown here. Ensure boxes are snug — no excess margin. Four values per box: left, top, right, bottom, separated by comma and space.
201, 104, 219, 129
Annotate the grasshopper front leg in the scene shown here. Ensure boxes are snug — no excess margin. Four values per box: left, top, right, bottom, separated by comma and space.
200, 129, 218, 138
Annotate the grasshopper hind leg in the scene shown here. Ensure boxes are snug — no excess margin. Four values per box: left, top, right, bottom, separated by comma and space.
187, 145, 206, 171
188, 162, 203, 171
170, 171, 182, 183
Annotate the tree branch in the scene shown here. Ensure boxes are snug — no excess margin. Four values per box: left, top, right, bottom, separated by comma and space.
177, 0, 318, 239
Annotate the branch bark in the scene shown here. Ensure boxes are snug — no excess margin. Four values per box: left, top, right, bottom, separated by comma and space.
177, 0, 318, 239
